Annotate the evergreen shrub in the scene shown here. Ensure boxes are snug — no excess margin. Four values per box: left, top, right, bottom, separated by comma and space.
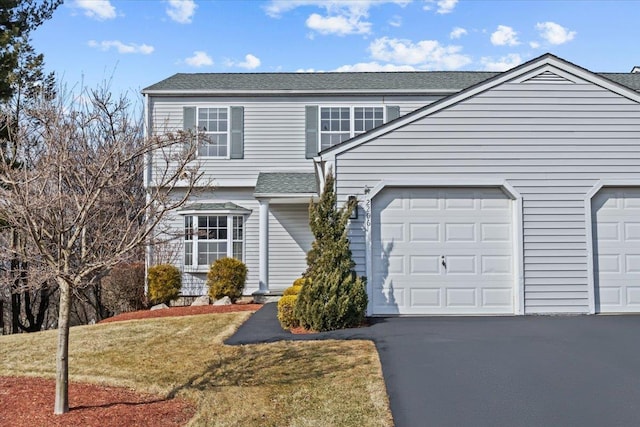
295, 172, 368, 331
207, 257, 247, 302
147, 264, 182, 305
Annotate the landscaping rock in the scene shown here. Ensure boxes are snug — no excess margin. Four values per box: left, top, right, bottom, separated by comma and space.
212, 296, 232, 306
191, 295, 210, 306
150, 303, 169, 311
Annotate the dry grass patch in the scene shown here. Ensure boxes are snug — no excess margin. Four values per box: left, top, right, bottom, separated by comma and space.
0, 313, 392, 426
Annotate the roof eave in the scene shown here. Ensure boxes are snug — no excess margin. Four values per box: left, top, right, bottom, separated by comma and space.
140, 88, 460, 96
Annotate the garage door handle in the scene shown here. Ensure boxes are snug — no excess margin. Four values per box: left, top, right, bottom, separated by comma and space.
441, 255, 446, 269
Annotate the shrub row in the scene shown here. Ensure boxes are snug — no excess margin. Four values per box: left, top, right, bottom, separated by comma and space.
147, 258, 247, 306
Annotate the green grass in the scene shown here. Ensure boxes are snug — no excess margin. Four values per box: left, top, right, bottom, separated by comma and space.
0, 312, 393, 426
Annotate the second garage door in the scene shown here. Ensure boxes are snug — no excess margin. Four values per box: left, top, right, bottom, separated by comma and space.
371, 187, 515, 315
592, 187, 640, 313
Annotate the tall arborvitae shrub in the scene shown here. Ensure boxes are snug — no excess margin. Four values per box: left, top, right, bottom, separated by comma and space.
295, 172, 368, 331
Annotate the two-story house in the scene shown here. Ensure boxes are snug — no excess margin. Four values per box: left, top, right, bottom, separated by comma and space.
143, 53, 640, 316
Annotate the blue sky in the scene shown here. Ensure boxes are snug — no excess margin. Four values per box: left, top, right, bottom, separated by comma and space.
30, 0, 640, 97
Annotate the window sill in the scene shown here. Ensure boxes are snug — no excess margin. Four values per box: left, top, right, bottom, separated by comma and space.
183, 266, 210, 273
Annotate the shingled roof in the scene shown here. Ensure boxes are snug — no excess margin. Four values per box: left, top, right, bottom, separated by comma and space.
254, 172, 318, 196
142, 71, 640, 94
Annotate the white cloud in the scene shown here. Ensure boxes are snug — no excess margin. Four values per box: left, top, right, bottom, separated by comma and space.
450, 26, 467, 39
88, 40, 154, 54
536, 21, 576, 45
74, 0, 116, 20
334, 62, 417, 72
490, 25, 519, 46
423, 0, 458, 14
389, 15, 402, 27
480, 53, 522, 71
185, 51, 213, 67
265, 1, 410, 18
264, 1, 409, 36
306, 12, 371, 35
166, 0, 197, 24
529, 41, 540, 49
238, 54, 261, 70
369, 36, 471, 69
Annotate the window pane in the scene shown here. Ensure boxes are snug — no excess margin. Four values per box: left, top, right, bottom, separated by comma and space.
198, 242, 227, 266
184, 216, 193, 240
185, 242, 192, 266
198, 216, 207, 229
233, 242, 242, 260
320, 134, 332, 151
233, 216, 243, 240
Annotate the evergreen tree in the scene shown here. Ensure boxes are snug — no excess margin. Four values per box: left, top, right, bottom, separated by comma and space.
0, 1, 60, 337
0, 0, 61, 102
295, 171, 368, 331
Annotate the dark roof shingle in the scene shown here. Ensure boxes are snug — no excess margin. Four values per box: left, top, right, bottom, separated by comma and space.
143, 71, 640, 94
254, 172, 317, 195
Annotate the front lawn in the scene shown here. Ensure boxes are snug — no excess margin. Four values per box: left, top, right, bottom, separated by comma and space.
0, 312, 392, 426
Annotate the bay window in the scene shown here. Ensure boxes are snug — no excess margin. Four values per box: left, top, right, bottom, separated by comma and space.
183, 214, 244, 268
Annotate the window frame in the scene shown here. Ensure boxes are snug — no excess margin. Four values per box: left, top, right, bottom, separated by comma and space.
318, 105, 386, 151
196, 106, 231, 159
182, 213, 246, 271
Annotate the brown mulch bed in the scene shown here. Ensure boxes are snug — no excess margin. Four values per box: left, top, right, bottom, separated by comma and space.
99, 303, 262, 324
2, 304, 263, 426
0, 376, 195, 427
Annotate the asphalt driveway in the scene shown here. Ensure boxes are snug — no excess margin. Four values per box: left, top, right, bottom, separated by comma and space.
227, 305, 640, 426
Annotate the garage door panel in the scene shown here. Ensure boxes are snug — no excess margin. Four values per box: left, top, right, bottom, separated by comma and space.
625, 223, 640, 240
481, 255, 512, 274
482, 288, 513, 307
482, 223, 512, 241
372, 187, 515, 315
410, 256, 440, 274
593, 187, 640, 313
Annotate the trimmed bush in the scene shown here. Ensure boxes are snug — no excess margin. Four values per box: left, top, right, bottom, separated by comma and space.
207, 257, 247, 303
283, 285, 302, 296
147, 264, 182, 305
277, 295, 299, 329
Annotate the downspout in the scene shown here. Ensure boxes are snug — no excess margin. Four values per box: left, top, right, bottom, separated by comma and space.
143, 93, 152, 296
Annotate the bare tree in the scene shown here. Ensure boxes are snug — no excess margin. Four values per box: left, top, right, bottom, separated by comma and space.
0, 86, 200, 414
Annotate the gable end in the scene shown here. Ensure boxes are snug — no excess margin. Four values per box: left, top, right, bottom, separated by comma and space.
522, 70, 576, 84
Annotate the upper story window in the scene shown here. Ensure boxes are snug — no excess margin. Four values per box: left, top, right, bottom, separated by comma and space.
182, 106, 244, 159
319, 106, 384, 151
198, 107, 228, 157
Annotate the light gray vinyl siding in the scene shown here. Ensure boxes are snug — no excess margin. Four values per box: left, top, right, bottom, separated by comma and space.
149, 95, 440, 186
335, 80, 640, 314
268, 204, 313, 290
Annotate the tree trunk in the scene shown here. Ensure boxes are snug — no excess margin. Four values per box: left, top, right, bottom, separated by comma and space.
54, 279, 71, 414
11, 293, 20, 334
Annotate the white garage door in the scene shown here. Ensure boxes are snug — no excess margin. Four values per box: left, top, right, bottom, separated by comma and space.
592, 187, 640, 313
371, 187, 514, 315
